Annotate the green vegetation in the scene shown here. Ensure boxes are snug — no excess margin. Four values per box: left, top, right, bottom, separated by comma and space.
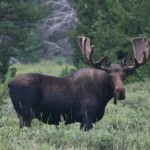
0, 67, 16, 108
13, 57, 75, 76
0, 61, 150, 150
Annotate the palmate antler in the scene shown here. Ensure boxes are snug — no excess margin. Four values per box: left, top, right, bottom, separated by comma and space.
77, 36, 110, 72
123, 37, 150, 71
77, 36, 150, 72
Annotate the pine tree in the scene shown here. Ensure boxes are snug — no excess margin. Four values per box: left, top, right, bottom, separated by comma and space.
0, 0, 45, 81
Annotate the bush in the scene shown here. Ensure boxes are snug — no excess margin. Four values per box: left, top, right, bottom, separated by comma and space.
60, 65, 76, 77
0, 67, 16, 109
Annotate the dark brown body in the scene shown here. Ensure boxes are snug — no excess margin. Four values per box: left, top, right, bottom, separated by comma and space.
8, 68, 114, 130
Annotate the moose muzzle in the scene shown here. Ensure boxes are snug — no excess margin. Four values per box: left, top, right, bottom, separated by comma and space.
114, 87, 126, 100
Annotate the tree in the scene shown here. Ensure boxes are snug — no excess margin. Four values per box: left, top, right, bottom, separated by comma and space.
0, 0, 45, 81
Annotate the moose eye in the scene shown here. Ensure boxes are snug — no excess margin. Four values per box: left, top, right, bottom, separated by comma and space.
122, 73, 127, 80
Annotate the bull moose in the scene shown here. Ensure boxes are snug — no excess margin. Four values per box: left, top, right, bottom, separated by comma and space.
8, 36, 150, 131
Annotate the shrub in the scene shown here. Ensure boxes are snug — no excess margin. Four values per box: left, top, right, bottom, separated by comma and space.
0, 67, 16, 108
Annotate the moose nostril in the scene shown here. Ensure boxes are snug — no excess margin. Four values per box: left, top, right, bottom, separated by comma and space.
119, 91, 125, 98
115, 88, 126, 100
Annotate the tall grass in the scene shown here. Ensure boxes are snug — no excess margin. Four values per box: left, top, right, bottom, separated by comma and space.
0, 59, 150, 150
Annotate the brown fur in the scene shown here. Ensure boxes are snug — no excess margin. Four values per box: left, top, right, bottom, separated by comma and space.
8, 68, 125, 131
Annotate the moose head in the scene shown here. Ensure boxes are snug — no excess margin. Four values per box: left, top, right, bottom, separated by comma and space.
77, 36, 150, 104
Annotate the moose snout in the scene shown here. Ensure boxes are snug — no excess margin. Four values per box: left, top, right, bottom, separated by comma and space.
115, 87, 126, 100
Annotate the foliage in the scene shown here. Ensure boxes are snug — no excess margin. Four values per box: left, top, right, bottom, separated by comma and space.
13, 57, 73, 76
0, 0, 45, 81
60, 65, 76, 77
0, 67, 16, 109
70, 0, 150, 79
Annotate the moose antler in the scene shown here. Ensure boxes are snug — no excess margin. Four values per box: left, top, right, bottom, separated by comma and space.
77, 36, 110, 72
123, 37, 150, 71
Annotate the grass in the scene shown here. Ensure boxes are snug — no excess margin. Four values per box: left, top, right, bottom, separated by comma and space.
0, 59, 150, 150
13, 57, 75, 76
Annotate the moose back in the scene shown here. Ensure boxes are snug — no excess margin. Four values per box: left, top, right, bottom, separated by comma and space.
8, 36, 150, 130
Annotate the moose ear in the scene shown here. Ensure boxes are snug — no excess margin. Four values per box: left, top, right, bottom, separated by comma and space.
101, 56, 111, 67
121, 55, 135, 76
121, 55, 132, 67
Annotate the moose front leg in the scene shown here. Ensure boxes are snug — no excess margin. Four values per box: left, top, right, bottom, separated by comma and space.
80, 110, 94, 131
19, 115, 31, 128
18, 106, 32, 128
113, 97, 117, 105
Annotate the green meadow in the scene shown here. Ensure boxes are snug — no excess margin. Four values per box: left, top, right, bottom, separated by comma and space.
0, 59, 150, 150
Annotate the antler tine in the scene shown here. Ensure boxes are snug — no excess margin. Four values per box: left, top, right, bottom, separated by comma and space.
77, 36, 109, 70
77, 36, 84, 57
77, 36, 95, 64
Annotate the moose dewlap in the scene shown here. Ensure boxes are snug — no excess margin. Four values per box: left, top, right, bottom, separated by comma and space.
8, 36, 150, 131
